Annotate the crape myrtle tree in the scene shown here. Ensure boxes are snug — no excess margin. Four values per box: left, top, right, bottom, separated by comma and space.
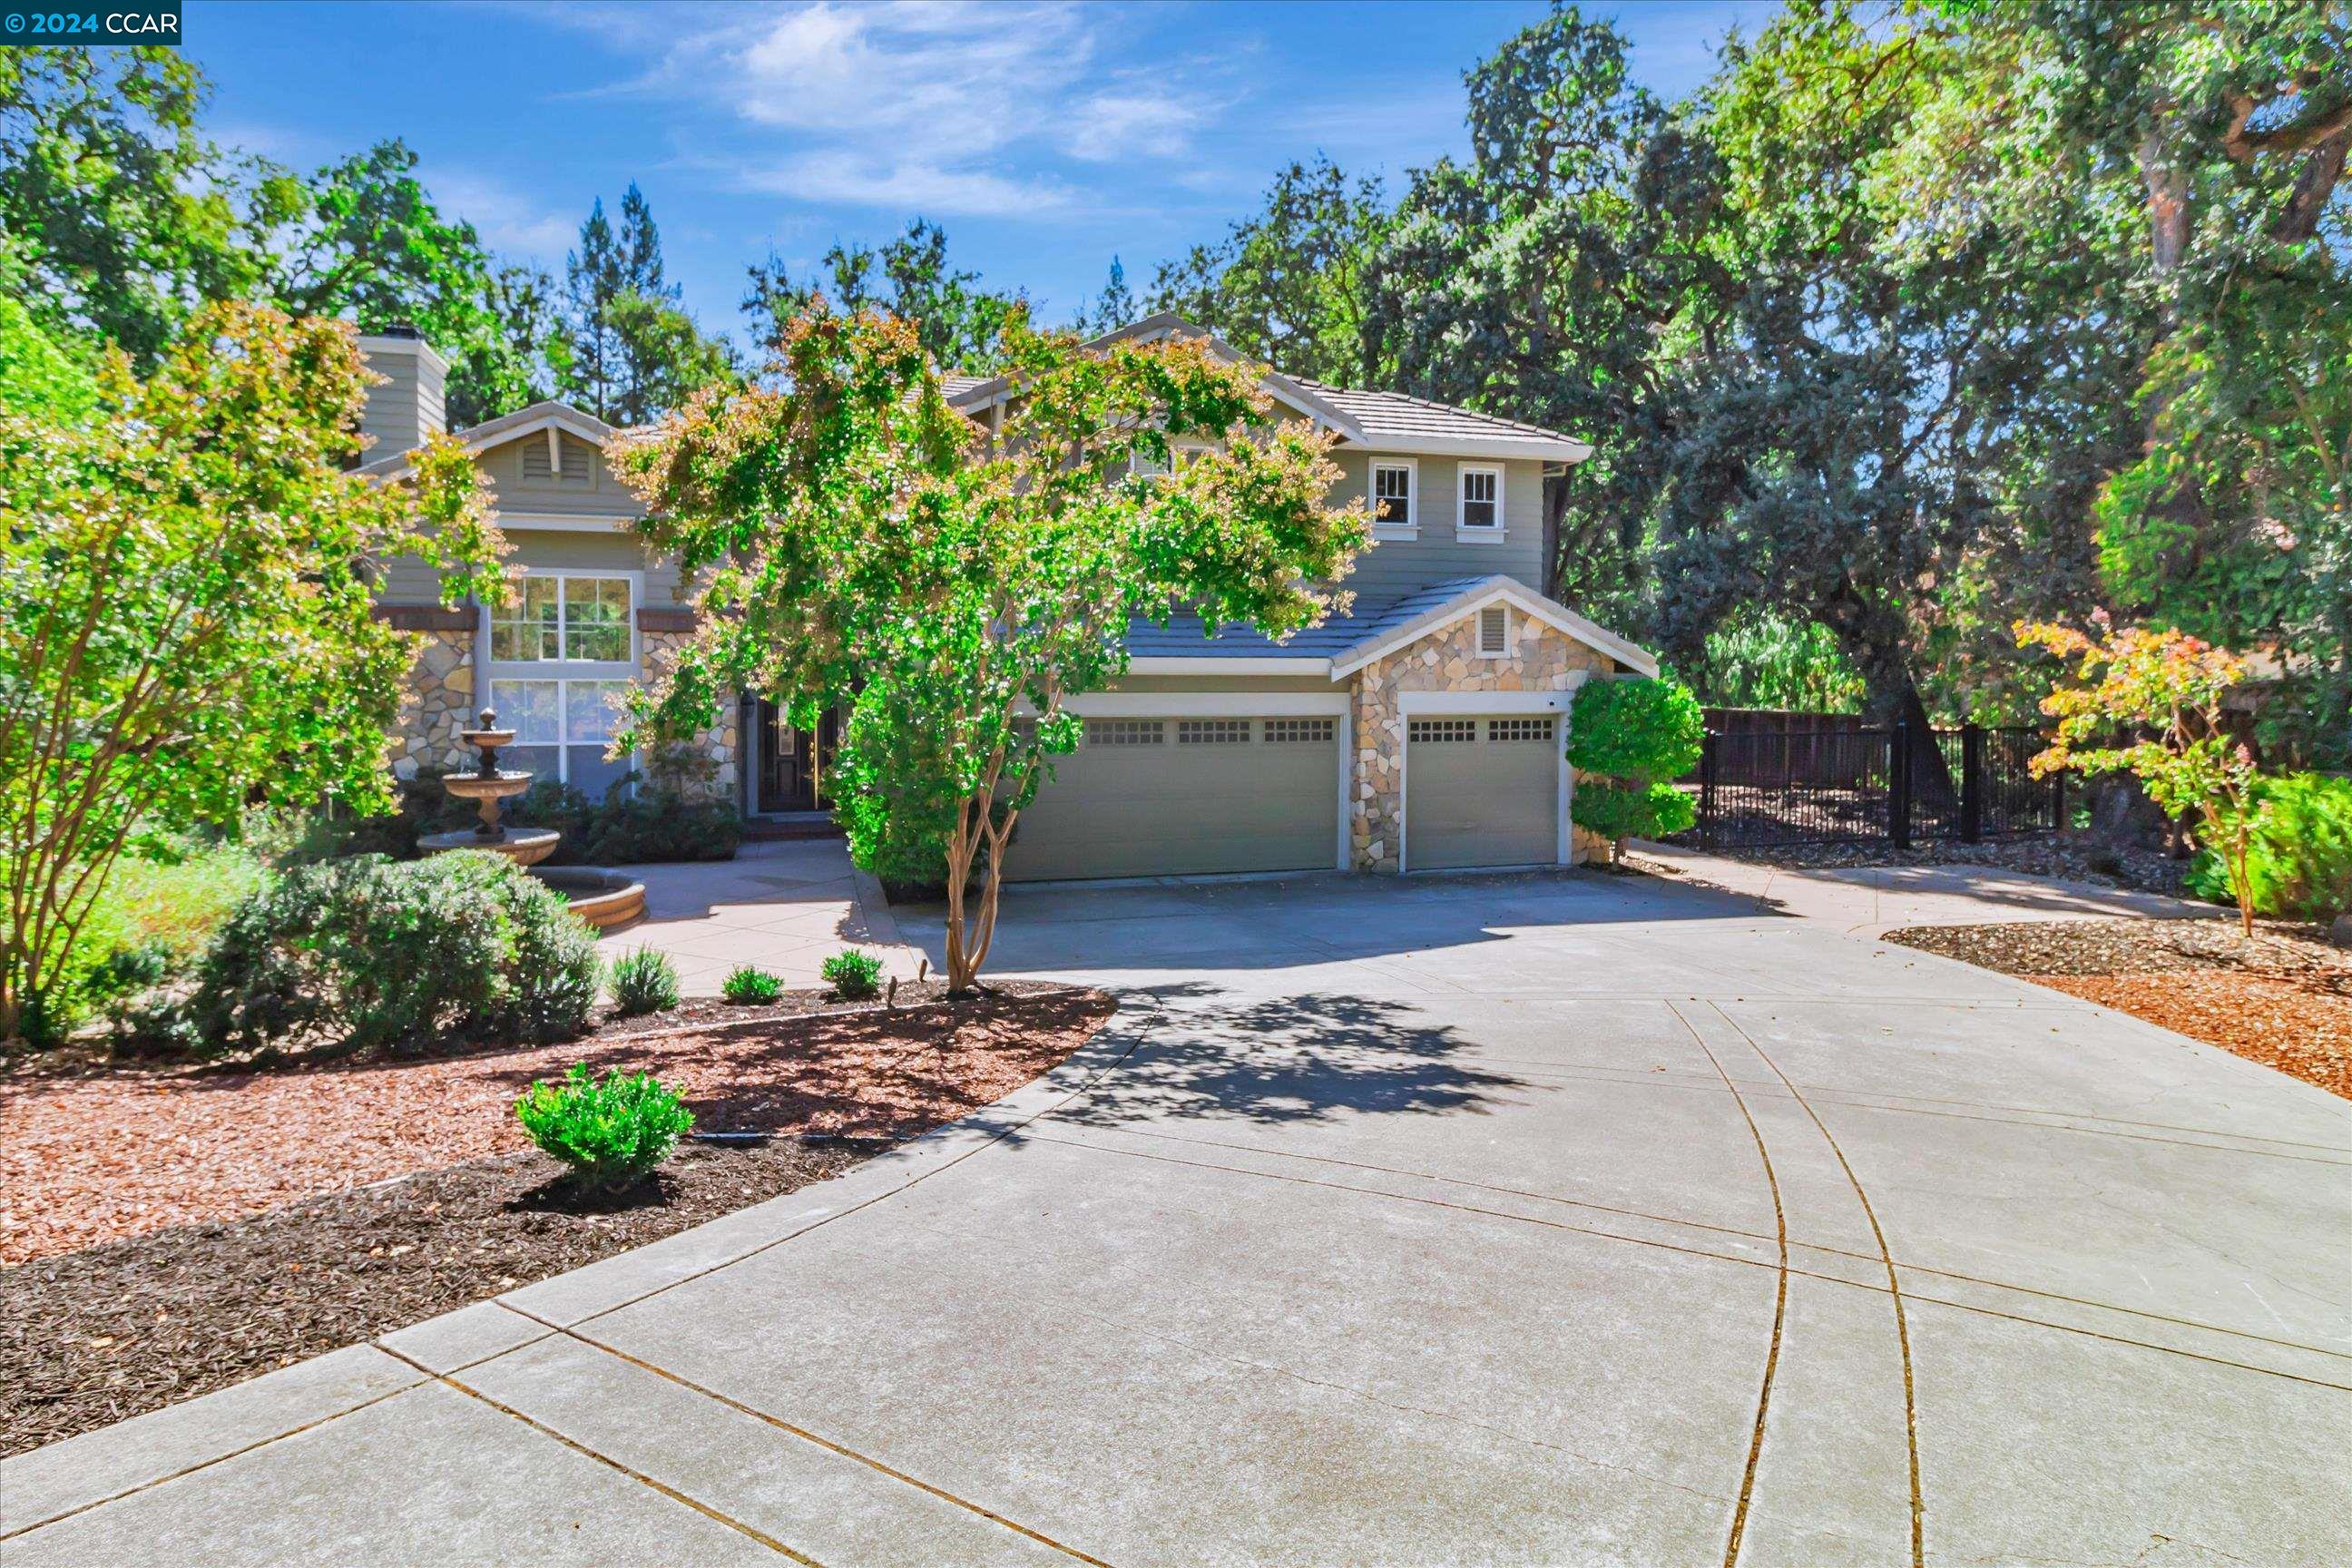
613, 305, 1368, 994
0, 304, 508, 1043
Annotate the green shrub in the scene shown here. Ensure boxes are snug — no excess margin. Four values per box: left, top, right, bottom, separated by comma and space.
514, 1063, 695, 1189
187, 851, 599, 1055
24, 838, 269, 1045
2186, 771, 2352, 923
721, 965, 784, 1004
820, 949, 884, 1000
1568, 677, 1706, 852
606, 948, 681, 1017
573, 786, 743, 865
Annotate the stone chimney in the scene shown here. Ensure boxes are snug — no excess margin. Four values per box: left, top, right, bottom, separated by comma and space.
355, 325, 449, 461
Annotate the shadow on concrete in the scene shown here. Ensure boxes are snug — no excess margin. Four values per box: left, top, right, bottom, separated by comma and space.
1038, 985, 1525, 1132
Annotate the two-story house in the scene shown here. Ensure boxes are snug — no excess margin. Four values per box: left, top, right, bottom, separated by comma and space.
359, 314, 1656, 880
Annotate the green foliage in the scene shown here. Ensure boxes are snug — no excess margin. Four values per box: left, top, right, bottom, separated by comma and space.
2186, 773, 2352, 925
1568, 678, 1705, 782
605, 947, 681, 1018
186, 851, 598, 1056
1684, 608, 1867, 713
820, 949, 884, 1001
1572, 780, 1696, 844
721, 965, 784, 1005
562, 184, 735, 424
514, 1063, 694, 1191
1150, 156, 1387, 386
0, 305, 508, 1043
744, 219, 1025, 373
1568, 677, 1706, 848
614, 304, 1368, 992
505, 777, 743, 866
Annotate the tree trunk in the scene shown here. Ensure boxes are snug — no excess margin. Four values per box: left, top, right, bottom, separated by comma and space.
1540, 472, 1570, 602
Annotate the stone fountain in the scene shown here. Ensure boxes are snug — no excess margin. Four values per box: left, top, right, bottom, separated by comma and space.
421, 708, 645, 930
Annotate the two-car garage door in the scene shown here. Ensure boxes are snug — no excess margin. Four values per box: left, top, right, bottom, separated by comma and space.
1004, 716, 1339, 882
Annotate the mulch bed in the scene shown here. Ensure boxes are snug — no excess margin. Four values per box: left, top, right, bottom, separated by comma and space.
2, 984, 1112, 1264
1, 1139, 863, 1459
0, 984, 1115, 1456
1881, 919, 2350, 1101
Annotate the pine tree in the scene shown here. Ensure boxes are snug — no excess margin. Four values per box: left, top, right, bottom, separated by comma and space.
564, 197, 622, 419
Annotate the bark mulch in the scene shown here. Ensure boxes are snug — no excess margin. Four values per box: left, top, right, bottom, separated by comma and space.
1693, 835, 2192, 898
2, 984, 1113, 1264
1880, 919, 2350, 1102
1, 1140, 862, 1459
2, 984, 1115, 1457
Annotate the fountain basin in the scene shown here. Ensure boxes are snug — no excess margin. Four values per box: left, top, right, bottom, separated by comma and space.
418, 826, 560, 867
441, 770, 533, 802
531, 866, 647, 930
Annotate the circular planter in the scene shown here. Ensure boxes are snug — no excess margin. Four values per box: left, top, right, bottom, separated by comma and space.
418, 827, 561, 867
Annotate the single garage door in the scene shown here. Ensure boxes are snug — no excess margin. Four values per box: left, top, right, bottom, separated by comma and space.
1004, 715, 1339, 881
1406, 714, 1561, 871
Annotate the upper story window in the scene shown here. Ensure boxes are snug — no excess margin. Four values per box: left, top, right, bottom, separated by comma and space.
1371, 461, 1416, 534
1458, 466, 1504, 536
489, 573, 632, 664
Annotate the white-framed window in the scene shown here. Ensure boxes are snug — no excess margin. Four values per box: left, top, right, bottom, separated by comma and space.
1458, 465, 1504, 537
1476, 603, 1511, 658
1370, 459, 1416, 535
488, 678, 636, 799
489, 573, 633, 664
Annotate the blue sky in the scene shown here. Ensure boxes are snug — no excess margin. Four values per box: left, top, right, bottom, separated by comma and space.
188, 0, 1772, 349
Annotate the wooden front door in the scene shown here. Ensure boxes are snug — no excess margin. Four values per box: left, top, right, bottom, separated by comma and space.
755, 700, 837, 814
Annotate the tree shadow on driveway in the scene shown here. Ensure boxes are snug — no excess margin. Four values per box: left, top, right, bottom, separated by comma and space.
1041, 983, 1528, 1132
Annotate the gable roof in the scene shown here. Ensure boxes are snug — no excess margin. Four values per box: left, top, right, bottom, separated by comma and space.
1126, 573, 1656, 679
943, 313, 1590, 464
355, 398, 615, 483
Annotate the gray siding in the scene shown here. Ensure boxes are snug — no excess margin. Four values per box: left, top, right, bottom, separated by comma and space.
477, 430, 643, 520
1327, 451, 1546, 599
357, 351, 446, 464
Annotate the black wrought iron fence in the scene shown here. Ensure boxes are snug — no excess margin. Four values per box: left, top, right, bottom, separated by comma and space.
1667, 720, 2061, 850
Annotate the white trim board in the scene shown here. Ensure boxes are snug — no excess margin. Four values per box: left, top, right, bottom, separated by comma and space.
1057, 691, 1349, 718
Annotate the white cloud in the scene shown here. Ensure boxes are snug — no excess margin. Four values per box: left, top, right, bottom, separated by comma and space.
423, 167, 582, 263
582, 1, 1222, 214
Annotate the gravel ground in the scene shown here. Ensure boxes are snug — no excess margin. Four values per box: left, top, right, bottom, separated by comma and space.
1882, 919, 2349, 1101
1689, 834, 2194, 898
2, 985, 1115, 1264
0, 1138, 866, 1458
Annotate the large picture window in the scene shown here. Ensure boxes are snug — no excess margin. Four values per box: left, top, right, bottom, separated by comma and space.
489, 573, 632, 663
488, 678, 635, 799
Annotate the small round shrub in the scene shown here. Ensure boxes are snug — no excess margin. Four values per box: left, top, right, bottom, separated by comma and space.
188, 851, 599, 1055
721, 965, 785, 1004
514, 1063, 695, 1190
820, 948, 884, 1000
606, 947, 682, 1017
1568, 677, 1705, 852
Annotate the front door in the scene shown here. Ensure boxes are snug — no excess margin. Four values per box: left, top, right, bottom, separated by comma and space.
755, 700, 837, 814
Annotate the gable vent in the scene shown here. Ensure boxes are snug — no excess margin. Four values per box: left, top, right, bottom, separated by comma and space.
522, 433, 592, 485
1478, 605, 1509, 656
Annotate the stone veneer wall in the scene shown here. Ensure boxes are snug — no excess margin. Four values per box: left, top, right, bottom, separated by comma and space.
390, 626, 477, 781
386, 617, 739, 806
639, 626, 740, 803
1348, 613, 1617, 872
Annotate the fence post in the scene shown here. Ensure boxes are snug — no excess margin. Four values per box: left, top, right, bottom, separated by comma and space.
1698, 729, 1719, 850
1960, 722, 1984, 843
1889, 720, 1913, 849
2051, 751, 2066, 836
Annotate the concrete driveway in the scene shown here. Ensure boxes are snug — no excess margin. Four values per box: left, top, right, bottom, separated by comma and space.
8, 869, 2347, 1565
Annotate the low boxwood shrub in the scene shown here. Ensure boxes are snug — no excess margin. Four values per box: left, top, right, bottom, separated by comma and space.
514, 1063, 694, 1189
187, 851, 599, 1055
722, 965, 784, 1004
820, 949, 884, 1000
2186, 771, 2352, 924
606, 948, 681, 1017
